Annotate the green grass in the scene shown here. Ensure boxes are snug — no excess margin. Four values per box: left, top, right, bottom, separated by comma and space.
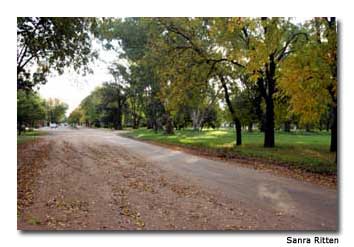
124, 128, 336, 175
17, 130, 47, 145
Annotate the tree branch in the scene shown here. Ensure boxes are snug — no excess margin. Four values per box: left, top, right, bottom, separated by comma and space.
158, 18, 204, 57
17, 45, 28, 69
276, 32, 308, 62
17, 53, 37, 75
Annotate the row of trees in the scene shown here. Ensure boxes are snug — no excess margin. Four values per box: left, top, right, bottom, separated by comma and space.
17, 17, 337, 152
68, 65, 222, 130
17, 17, 96, 134
17, 90, 68, 134
82, 17, 336, 151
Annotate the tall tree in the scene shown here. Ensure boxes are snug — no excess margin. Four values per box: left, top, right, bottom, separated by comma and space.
126, 65, 146, 128
68, 107, 83, 126
238, 17, 308, 147
17, 17, 96, 90
104, 63, 129, 130
278, 17, 337, 152
98, 82, 127, 130
17, 90, 46, 134
231, 84, 260, 132
80, 89, 102, 127
45, 98, 68, 124
151, 17, 246, 140
96, 18, 166, 131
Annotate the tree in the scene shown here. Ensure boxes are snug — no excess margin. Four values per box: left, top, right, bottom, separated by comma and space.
45, 98, 68, 124
273, 94, 294, 132
126, 65, 146, 128
231, 84, 260, 132
96, 18, 166, 132
80, 88, 102, 127
17, 17, 96, 90
207, 17, 309, 146
68, 107, 83, 126
91, 17, 336, 151
102, 63, 129, 130
98, 82, 127, 130
200, 104, 222, 129
147, 17, 245, 138
237, 18, 308, 147
152, 17, 268, 144
278, 18, 337, 152
17, 90, 46, 135
157, 52, 221, 132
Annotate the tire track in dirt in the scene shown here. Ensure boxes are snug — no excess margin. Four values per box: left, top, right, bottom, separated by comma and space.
18, 128, 335, 230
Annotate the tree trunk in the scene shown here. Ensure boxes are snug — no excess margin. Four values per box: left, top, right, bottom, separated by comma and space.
191, 110, 200, 131
326, 121, 330, 132
235, 119, 242, 145
330, 105, 337, 152
247, 122, 253, 132
153, 121, 158, 132
326, 17, 337, 154
147, 119, 153, 129
136, 117, 140, 129
116, 108, 123, 130
152, 102, 159, 133
18, 120, 23, 136
284, 121, 291, 132
219, 75, 242, 145
305, 124, 311, 132
164, 113, 174, 135
263, 55, 276, 148
132, 113, 139, 129
264, 96, 275, 147
153, 115, 160, 133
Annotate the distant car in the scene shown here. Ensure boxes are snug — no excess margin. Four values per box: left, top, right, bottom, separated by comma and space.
50, 123, 57, 129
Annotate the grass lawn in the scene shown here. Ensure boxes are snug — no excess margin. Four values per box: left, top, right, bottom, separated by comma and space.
17, 130, 48, 145
124, 128, 336, 175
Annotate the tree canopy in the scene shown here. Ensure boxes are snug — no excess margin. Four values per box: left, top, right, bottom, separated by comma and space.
17, 17, 97, 90
17, 90, 68, 134
17, 17, 337, 152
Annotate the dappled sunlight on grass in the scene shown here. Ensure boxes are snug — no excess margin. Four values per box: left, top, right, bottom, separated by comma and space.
125, 128, 336, 174
206, 130, 229, 137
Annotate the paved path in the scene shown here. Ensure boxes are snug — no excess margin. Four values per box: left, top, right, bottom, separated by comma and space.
18, 127, 337, 230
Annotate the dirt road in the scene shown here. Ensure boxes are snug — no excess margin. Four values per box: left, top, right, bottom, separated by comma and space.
17, 127, 337, 230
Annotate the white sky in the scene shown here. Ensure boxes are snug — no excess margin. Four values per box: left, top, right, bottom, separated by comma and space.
39, 40, 123, 116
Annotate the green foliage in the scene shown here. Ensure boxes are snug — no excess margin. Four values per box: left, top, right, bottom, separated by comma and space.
231, 85, 260, 127
68, 107, 83, 125
45, 98, 68, 124
278, 18, 337, 126
17, 89, 68, 133
80, 17, 337, 151
17, 89, 46, 131
17, 17, 96, 90
95, 18, 150, 61
79, 81, 127, 129
80, 88, 102, 127
98, 82, 127, 130
95, 18, 167, 131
